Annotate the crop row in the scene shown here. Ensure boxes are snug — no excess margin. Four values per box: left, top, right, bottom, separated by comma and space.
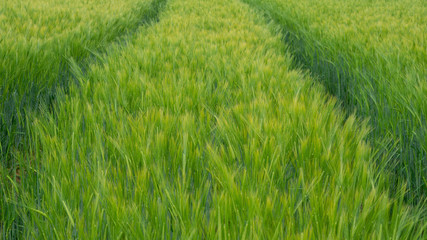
242, 0, 427, 203
0, 0, 163, 166
4, 0, 425, 238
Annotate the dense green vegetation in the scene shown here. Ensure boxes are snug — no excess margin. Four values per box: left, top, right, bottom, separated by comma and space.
0, 0, 163, 166
1, 0, 426, 238
242, 0, 427, 202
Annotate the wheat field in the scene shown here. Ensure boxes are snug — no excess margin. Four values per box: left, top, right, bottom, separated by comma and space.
1, 0, 426, 239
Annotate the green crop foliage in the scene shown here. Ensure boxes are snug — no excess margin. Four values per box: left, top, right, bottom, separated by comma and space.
0, 0, 166, 238
3, 0, 425, 238
0, 0, 163, 167
242, 0, 427, 203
